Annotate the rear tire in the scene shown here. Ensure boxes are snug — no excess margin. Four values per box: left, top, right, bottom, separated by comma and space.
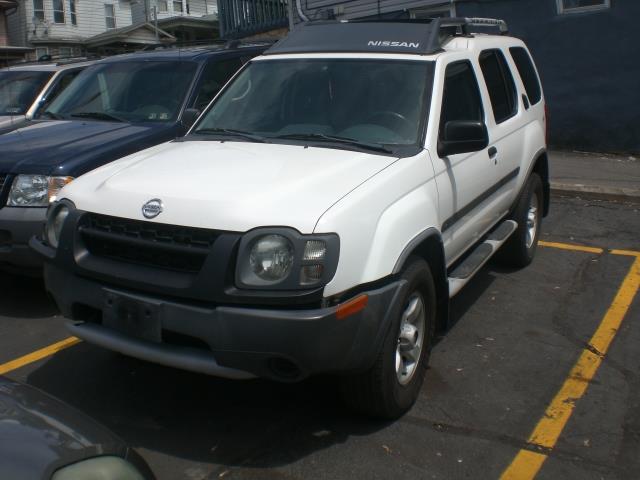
340, 257, 436, 419
497, 173, 543, 268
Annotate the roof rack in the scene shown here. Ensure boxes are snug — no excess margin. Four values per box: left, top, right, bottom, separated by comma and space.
265, 17, 508, 56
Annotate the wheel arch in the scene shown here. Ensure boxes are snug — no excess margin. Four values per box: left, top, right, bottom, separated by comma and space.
531, 150, 550, 217
393, 228, 449, 332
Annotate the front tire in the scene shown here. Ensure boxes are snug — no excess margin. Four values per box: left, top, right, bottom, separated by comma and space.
340, 257, 436, 419
498, 173, 543, 268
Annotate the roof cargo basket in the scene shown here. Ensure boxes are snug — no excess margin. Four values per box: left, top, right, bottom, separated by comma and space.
265, 17, 509, 56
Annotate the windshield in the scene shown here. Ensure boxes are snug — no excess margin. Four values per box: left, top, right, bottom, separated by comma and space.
193, 59, 434, 151
45, 61, 198, 123
0, 71, 53, 115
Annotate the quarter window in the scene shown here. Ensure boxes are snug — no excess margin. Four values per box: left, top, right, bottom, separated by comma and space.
439, 61, 484, 140
557, 0, 610, 14
53, 0, 65, 23
509, 47, 542, 105
105, 4, 116, 29
33, 0, 45, 22
479, 49, 517, 124
69, 0, 77, 25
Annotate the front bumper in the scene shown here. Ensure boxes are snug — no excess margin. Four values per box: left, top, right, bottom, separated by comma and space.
43, 261, 406, 382
0, 206, 45, 272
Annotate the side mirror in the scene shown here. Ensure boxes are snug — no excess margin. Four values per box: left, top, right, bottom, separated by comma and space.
181, 108, 201, 129
437, 120, 489, 157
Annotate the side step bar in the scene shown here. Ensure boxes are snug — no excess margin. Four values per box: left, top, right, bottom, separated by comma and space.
448, 220, 518, 298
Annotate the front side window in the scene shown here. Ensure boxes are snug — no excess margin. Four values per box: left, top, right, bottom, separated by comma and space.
194, 59, 434, 152
105, 4, 115, 29
557, 0, 610, 14
439, 61, 484, 140
33, 0, 45, 22
479, 49, 517, 124
45, 61, 198, 123
52, 0, 65, 23
193, 57, 242, 111
0, 71, 53, 115
69, 0, 77, 25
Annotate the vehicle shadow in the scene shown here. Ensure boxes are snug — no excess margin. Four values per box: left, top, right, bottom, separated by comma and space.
25, 262, 504, 475
0, 272, 58, 318
26, 343, 390, 473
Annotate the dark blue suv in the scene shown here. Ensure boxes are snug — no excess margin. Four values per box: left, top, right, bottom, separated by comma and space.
0, 43, 268, 274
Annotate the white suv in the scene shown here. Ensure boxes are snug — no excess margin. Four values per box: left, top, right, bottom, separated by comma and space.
34, 18, 548, 419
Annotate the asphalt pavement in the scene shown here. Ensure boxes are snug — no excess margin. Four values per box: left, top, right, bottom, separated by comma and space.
1, 194, 638, 480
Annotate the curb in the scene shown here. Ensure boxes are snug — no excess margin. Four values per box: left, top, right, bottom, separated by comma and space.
550, 182, 640, 203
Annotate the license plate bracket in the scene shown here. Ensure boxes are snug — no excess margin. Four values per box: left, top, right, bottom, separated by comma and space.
103, 291, 161, 343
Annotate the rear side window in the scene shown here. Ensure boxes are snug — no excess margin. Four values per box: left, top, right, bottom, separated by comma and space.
439, 61, 484, 139
479, 49, 517, 124
509, 47, 542, 105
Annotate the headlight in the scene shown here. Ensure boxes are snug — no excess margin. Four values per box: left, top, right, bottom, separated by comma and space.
51, 456, 145, 480
45, 203, 70, 248
249, 234, 294, 281
236, 228, 339, 290
8, 175, 73, 207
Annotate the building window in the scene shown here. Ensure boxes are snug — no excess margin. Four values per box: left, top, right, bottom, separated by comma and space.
158, 0, 168, 12
105, 4, 116, 29
173, 0, 183, 13
35, 47, 48, 60
411, 5, 453, 18
59, 46, 72, 57
69, 0, 77, 25
53, 0, 65, 23
33, 0, 45, 22
557, 0, 610, 14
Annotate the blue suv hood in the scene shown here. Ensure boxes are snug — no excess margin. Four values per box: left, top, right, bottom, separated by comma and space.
0, 120, 181, 176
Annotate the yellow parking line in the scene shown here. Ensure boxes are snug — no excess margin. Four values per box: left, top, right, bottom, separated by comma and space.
0, 336, 81, 375
539, 241, 604, 254
610, 249, 640, 257
500, 255, 640, 480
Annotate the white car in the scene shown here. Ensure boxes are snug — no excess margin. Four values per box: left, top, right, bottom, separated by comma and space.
34, 18, 548, 419
0, 59, 94, 130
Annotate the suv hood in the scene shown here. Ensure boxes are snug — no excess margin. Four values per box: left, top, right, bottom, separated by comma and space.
0, 120, 175, 176
63, 141, 400, 233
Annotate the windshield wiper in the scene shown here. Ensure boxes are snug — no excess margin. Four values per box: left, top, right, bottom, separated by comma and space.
194, 127, 266, 143
270, 133, 393, 154
70, 111, 127, 123
41, 111, 66, 120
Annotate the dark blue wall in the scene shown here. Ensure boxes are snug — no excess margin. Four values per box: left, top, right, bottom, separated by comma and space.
456, 0, 640, 153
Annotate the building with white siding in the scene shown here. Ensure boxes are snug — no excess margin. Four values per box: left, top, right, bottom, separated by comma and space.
5, 0, 218, 60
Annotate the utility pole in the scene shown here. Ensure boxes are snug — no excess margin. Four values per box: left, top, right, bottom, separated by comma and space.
153, 5, 158, 41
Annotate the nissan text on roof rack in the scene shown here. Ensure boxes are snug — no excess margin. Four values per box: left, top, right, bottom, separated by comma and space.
33, 18, 549, 419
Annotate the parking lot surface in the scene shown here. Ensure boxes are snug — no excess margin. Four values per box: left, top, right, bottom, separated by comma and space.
1, 194, 639, 480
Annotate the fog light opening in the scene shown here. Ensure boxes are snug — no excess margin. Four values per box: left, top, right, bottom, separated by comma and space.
268, 357, 301, 380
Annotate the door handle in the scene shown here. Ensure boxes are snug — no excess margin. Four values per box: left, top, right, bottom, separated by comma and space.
488, 146, 498, 164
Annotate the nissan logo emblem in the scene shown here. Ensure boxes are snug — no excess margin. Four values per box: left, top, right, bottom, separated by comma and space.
142, 198, 163, 219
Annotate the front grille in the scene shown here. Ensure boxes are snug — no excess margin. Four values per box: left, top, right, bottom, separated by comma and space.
80, 213, 219, 273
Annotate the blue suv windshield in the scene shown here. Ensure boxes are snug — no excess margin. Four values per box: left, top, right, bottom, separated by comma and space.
45, 60, 197, 123
0, 71, 53, 115
194, 58, 434, 148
